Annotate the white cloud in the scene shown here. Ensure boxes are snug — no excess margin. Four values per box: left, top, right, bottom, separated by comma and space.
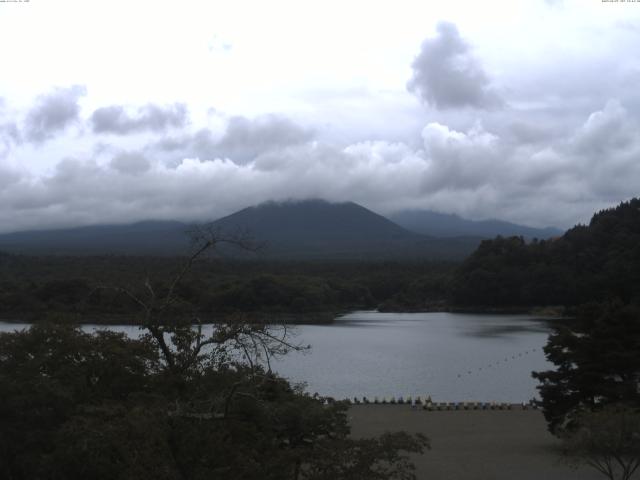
570, 100, 633, 155
421, 122, 503, 191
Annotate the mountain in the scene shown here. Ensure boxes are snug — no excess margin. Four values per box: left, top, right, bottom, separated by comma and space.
210, 199, 414, 247
389, 209, 563, 239
208, 199, 480, 259
0, 221, 190, 255
0, 200, 480, 259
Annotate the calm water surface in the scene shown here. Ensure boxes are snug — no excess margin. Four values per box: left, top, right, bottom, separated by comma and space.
0, 311, 555, 402
273, 311, 554, 403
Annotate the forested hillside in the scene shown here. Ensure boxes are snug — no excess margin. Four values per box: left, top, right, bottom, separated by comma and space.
451, 198, 640, 307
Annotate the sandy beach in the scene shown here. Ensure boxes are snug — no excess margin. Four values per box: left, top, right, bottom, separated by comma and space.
349, 405, 602, 480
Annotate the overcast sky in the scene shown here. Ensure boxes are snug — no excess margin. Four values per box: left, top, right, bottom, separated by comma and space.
0, 0, 639, 233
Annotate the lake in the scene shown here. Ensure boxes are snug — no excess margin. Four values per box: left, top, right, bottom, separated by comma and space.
0, 311, 555, 403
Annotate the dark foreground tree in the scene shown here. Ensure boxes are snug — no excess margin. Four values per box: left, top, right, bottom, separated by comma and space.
0, 227, 429, 479
561, 405, 640, 480
533, 303, 640, 434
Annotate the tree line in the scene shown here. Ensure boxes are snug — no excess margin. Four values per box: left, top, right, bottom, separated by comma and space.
0, 255, 454, 322
451, 198, 640, 308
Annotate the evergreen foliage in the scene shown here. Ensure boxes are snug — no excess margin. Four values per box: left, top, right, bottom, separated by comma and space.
452, 198, 640, 307
532, 303, 640, 434
0, 322, 428, 479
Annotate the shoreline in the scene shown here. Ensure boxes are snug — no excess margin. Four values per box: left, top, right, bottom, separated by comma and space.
378, 304, 567, 317
0, 310, 338, 326
0, 305, 569, 327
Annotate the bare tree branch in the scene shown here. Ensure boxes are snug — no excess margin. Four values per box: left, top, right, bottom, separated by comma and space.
86, 225, 303, 384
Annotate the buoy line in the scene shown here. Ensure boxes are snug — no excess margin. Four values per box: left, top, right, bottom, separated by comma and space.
455, 347, 540, 379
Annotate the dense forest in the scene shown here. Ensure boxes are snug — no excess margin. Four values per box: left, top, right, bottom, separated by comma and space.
0, 255, 454, 323
451, 198, 640, 308
2, 199, 639, 324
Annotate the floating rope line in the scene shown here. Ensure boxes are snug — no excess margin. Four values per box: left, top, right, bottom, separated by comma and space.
330, 347, 544, 408
455, 347, 540, 378
344, 396, 539, 411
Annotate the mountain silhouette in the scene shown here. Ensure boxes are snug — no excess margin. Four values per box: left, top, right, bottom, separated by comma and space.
389, 209, 562, 239
209, 199, 480, 259
0, 200, 481, 259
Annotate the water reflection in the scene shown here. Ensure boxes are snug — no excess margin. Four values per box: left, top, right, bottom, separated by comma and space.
334, 311, 553, 338
458, 321, 554, 338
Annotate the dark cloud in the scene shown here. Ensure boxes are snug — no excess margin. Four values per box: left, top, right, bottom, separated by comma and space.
0, 122, 20, 159
151, 114, 313, 164
505, 121, 559, 146
24, 85, 86, 144
0, 98, 21, 158
2, 92, 640, 234
148, 128, 217, 168
407, 22, 502, 110
110, 151, 151, 175
0, 165, 20, 189
91, 103, 188, 135
215, 115, 313, 163
2, 122, 21, 143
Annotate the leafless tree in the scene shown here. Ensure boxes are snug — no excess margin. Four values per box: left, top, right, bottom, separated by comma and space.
97, 224, 306, 377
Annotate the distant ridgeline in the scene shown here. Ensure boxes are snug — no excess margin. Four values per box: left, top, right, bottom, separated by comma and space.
0, 200, 480, 260
0, 199, 561, 260
451, 198, 640, 308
